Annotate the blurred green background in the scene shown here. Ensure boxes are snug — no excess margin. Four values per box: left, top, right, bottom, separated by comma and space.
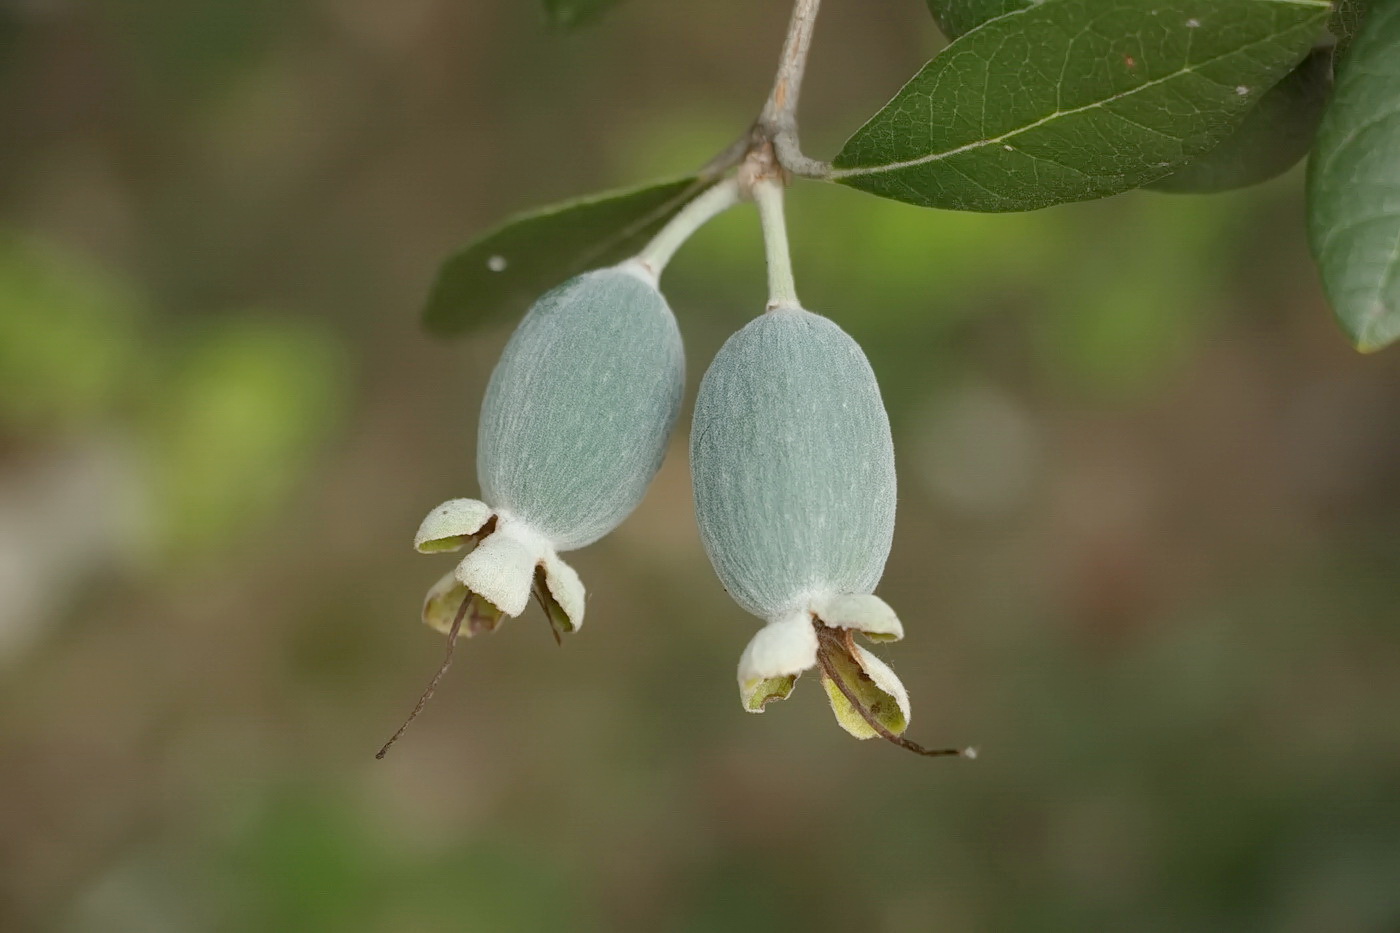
3, 2, 1400, 931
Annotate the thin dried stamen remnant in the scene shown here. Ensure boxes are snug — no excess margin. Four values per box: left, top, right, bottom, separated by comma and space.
377, 592, 472, 759
532, 566, 567, 646
815, 625, 973, 760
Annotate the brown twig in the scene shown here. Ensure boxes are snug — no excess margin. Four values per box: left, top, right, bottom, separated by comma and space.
756, 0, 832, 178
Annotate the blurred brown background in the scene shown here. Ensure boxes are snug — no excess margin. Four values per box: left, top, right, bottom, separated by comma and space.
3, 1, 1400, 930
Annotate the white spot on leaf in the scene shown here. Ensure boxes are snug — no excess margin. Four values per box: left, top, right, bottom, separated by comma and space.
487, 255, 508, 272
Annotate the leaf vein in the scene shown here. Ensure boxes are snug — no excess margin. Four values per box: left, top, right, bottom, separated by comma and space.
835, 29, 1306, 180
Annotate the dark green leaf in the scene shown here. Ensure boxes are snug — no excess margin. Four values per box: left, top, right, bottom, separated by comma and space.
543, 0, 623, 31
1330, 0, 1372, 56
1150, 47, 1333, 193
1307, 1, 1400, 351
423, 177, 701, 337
832, 0, 1331, 212
924, 0, 1031, 39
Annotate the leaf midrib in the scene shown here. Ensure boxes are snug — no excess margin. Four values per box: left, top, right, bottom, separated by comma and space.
834, 20, 1317, 179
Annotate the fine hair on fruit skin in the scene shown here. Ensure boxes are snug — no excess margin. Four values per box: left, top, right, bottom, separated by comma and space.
477, 264, 685, 552
690, 306, 895, 622
414, 261, 685, 631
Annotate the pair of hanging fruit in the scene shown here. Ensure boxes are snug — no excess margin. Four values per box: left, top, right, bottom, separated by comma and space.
383, 176, 969, 760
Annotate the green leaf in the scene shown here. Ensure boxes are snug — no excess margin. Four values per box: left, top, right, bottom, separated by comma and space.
832, 0, 1331, 212
542, 0, 623, 31
1330, 0, 1372, 56
1149, 47, 1333, 193
924, 0, 1031, 39
422, 176, 701, 337
1307, 1, 1400, 352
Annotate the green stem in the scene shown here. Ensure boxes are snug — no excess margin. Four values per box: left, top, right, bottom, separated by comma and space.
633, 177, 743, 280
753, 177, 800, 310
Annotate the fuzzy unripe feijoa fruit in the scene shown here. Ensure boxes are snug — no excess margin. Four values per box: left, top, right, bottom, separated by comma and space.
690, 306, 914, 739
415, 261, 684, 637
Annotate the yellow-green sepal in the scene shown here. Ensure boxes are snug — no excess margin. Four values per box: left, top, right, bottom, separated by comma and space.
821, 642, 911, 740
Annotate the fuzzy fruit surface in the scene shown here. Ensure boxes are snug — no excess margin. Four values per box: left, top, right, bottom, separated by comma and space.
690, 307, 896, 619
477, 267, 684, 550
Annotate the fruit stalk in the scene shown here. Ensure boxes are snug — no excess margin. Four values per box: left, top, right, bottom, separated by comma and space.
752, 177, 798, 311
634, 178, 743, 279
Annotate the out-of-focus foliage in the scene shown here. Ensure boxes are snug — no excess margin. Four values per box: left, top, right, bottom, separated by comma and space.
0, 234, 142, 435
93, 0, 291, 106
1033, 193, 1237, 393
542, 0, 625, 32
2, 3, 1400, 932
141, 317, 345, 561
0, 232, 347, 567
217, 789, 594, 932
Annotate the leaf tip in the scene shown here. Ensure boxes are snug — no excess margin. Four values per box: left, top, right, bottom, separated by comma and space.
1349, 303, 1400, 354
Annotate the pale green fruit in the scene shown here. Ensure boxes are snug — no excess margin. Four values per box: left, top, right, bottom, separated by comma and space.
690, 307, 912, 738
478, 265, 684, 549
414, 262, 683, 637
691, 307, 895, 618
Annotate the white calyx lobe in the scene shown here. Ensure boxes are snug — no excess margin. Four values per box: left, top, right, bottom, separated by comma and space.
415, 498, 585, 636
